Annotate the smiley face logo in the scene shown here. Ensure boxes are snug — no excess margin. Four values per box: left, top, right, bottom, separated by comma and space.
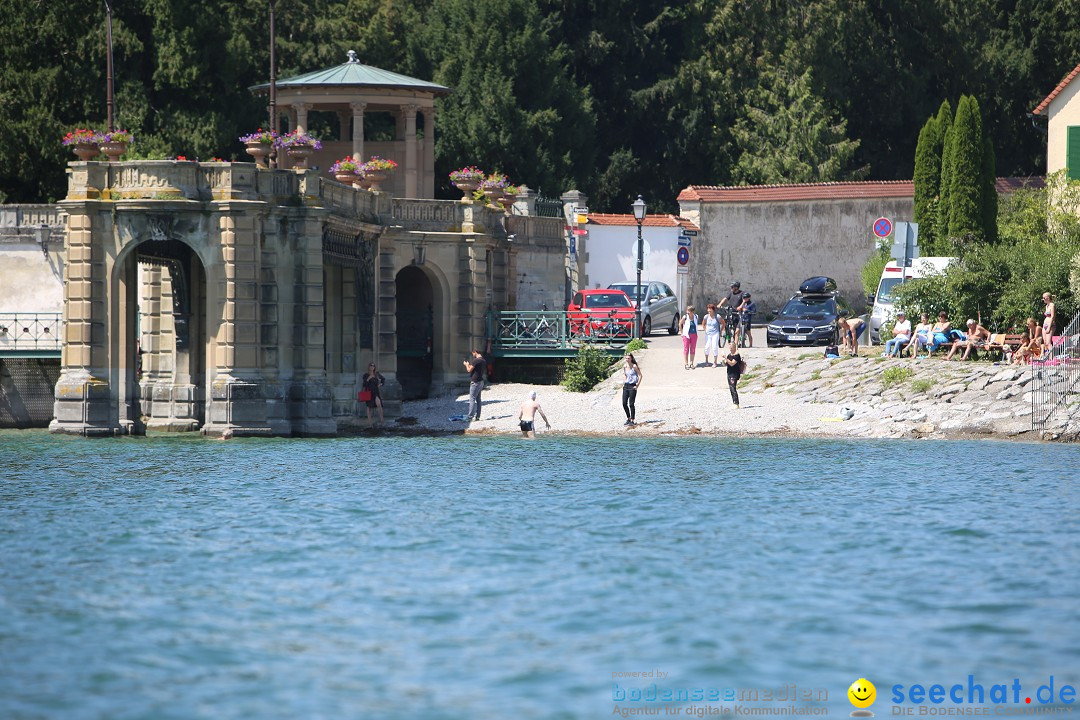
848, 678, 877, 712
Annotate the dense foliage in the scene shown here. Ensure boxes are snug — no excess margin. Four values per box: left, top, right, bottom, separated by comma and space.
892, 174, 1080, 331
1, 0, 1077, 208
561, 345, 613, 392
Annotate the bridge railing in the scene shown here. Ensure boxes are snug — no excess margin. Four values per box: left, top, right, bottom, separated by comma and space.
0, 312, 63, 354
487, 310, 638, 352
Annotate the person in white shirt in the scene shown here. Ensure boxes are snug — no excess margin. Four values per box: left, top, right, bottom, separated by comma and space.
884, 312, 912, 357
679, 305, 700, 369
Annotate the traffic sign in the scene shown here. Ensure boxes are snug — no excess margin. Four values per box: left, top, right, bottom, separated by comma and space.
677, 265, 689, 275
677, 247, 690, 266
873, 217, 893, 238
677, 235, 691, 247
681, 229, 698, 236
572, 228, 587, 235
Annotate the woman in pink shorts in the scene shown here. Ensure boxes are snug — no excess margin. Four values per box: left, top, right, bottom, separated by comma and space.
680, 304, 700, 369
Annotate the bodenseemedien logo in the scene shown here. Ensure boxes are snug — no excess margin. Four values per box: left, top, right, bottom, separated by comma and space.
849, 678, 877, 717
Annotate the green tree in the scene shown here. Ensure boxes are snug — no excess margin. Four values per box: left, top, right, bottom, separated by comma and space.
912, 114, 943, 252
731, 58, 863, 184
981, 135, 998, 244
934, 101, 955, 253
945, 95, 984, 245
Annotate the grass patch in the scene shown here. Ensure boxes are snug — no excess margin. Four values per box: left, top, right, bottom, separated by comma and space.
624, 338, 647, 352
797, 352, 819, 360
881, 367, 914, 389
810, 369, 822, 381
911, 378, 935, 393
741, 373, 757, 382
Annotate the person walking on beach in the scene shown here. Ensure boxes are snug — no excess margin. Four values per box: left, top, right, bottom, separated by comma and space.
517, 391, 550, 438
622, 353, 642, 425
362, 362, 386, 425
463, 349, 486, 421
702, 304, 723, 367
680, 304, 700, 369
722, 339, 743, 408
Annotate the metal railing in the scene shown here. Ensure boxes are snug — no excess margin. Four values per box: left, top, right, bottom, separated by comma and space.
1031, 309, 1080, 434
533, 195, 564, 219
487, 310, 638, 351
0, 312, 63, 354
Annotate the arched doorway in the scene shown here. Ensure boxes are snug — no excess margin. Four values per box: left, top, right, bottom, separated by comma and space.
124, 239, 208, 432
395, 265, 434, 399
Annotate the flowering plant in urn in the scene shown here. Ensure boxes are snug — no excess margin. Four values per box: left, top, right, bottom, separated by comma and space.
330, 157, 360, 174
449, 166, 484, 184
362, 156, 398, 172
239, 128, 278, 145
481, 172, 509, 192
62, 128, 101, 146
275, 130, 323, 149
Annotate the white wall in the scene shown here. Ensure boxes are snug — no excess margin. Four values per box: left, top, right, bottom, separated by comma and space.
1046, 76, 1080, 176
584, 224, 683, 295
0, 242, 64, 313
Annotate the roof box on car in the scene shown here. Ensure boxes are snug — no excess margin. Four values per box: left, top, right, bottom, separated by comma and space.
799, 276, 837, 294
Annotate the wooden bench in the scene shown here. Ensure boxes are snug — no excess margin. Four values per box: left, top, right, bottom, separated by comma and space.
983, 333, 1027, 359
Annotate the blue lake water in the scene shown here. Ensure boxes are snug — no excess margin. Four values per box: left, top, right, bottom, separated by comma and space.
1, 431, 1078, 720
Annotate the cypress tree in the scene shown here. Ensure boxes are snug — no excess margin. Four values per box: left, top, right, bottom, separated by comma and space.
947, 95, 984, 243
913, 114, 942, 252
935, 100, 955, 253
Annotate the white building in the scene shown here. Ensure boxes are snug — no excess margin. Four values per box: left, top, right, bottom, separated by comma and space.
1032, 62, 1080, 180
583, 213, 700, 303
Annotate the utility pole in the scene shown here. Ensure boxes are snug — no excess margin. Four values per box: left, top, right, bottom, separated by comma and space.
105, 0, 114, 131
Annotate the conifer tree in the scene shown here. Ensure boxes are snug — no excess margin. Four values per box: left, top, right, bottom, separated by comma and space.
947, 95, 986, 244
913, 114, 943, 252
935, 100, 956, 253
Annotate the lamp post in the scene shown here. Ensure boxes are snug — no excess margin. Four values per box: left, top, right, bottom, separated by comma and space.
104, 0, 114, 131
632, 195, 647, 338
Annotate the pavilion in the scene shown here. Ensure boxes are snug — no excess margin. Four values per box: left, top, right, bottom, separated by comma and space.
252, 50, 450, 198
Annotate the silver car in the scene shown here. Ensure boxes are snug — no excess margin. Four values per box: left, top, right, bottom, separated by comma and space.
607, 281, 680, 336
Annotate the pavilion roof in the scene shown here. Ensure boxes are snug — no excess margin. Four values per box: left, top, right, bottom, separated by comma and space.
252, 51, 451, 96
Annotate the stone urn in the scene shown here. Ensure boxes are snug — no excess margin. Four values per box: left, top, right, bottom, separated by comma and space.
454, 181, 479, 202
335, 172, 357, 185
286, 145, 315, 169
482, 186, 502, 202
99, 141, 128, 162
245, 141, 272, 168
71, 143, 100, 162
497, 194, 516, 212
365, 172, 387, 192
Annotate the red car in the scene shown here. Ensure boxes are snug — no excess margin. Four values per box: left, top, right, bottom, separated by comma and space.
567, 289, 637, 338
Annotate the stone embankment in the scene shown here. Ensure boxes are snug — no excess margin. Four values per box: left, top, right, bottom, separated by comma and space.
396, 338, 1076, 442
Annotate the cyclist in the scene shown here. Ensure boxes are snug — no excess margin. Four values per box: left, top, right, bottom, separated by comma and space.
717, 281, 744, 311
736, 292, 756, 347
717, 281, 743, 345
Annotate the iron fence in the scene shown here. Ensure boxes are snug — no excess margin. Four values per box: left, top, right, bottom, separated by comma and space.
1030, 309, 1080, 434
0, 313, 63, 354
487, 310, 638, 351
533, 195, 564, 219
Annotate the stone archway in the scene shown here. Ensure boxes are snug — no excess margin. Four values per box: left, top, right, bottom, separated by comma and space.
130, 239, 208, 432
395, 265, 434, 399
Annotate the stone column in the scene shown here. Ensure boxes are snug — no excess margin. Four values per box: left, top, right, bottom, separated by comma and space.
336, 110, 351, 142
204, 207, 271, 437
292, 102, 311, 134
350, 101, 367, 162
422, 107, 435, 198
288, 210, 336, 436
375, 248, 403, 417
51, 203, 116, 436
404, 104, 419, 198
260, 212, 291, 435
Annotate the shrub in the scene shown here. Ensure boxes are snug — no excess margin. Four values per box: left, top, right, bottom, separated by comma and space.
625, 338, 647, 352
861, 236, 890, 297
881, 366, 913, 389
911, 378, 935, 393
561, 345, 613, 392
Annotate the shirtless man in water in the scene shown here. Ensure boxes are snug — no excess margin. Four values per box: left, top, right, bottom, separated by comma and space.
517, 391, 551, 438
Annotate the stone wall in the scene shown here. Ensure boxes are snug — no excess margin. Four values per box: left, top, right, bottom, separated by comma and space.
0, 358, 60, 428
680, 195, 913, 316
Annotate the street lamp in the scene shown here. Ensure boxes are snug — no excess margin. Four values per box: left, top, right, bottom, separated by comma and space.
632, 195, 647, 337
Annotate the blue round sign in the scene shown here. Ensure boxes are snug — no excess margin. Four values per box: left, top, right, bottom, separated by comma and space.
873, 217, 893, 238
677, 246, 690, 265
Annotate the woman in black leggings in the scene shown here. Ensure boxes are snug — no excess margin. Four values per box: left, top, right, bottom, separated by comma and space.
622, 353, 642, 426
722, 340, 742, 408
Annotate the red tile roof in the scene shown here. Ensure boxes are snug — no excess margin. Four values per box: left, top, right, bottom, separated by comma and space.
587, 213, 700, 231
1032, 63, 1080, 116
677, 177, 1043, 204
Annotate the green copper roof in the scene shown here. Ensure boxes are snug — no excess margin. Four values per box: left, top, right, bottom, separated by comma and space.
252, 51, 450, 95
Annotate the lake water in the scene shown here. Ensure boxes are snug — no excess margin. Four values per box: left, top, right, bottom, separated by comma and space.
1, 432, 1078, 720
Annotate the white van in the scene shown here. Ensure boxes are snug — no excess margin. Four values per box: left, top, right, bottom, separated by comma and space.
869, 256, 955, 344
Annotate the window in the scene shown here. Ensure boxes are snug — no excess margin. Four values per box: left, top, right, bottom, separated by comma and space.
1068, 126, 1080, 181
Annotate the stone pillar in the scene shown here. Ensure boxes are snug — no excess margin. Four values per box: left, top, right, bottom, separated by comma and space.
288, 211, 336, 436
350, 102, 367, 162
404, 104, 419, 198
376, 249, 403, 416
422, 108, 435, 199
51, 204, 117, 436
336, 111, 351, 142
204, 208, 271, 437
292, 102, 311, 134
260, 213, 291, 435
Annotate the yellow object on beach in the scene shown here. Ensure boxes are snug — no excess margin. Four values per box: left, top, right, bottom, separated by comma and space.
819, 417, 847, 422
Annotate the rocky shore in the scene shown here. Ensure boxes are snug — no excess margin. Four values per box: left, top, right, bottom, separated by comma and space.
391, 336, 1076, 442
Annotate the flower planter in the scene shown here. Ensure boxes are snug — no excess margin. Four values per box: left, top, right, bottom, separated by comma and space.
245, 142, 273, 168
365, 172, 387, 193
71, 143, 100, 162
483, 188, 502, 201
497, 195, 515, 212
454, 181, 479, 202
286, 145, 315, 169
99, 141, 128, 162
335, 173, 357, 185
